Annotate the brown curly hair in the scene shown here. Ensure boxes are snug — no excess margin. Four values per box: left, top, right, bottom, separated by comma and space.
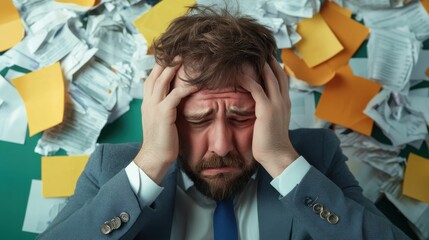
153, 5, 277, 90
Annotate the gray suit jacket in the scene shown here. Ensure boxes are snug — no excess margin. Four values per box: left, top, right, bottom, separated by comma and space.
38, 128, 410, 239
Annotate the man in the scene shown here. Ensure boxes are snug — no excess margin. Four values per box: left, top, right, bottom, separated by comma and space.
38, 5, 410, 240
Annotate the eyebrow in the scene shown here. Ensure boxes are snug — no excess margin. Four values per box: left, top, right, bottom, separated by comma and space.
184, 109, 216, 121
226, 107, 255, 117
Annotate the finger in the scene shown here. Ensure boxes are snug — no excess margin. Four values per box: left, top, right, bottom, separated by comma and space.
144, 63, 165, 97
152, 63, 182, 102
269, 57, 288, 94
262, 62, 281, 99
240, 74, 269, 105
269, 57, 290, 102
162, 84, 199, 109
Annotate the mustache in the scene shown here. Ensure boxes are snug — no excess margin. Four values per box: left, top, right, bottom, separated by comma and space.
195, 153, 245, 173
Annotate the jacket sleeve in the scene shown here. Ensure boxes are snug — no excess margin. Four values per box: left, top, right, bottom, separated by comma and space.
281, 129, 411, 240
37, 144, 145, 240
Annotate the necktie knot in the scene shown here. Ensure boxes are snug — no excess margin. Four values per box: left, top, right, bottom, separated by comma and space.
213, 198, 238, 240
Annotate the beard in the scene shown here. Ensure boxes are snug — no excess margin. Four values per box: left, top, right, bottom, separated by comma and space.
179, 152, 258, 201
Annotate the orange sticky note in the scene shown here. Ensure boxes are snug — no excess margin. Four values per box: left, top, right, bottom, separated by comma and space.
320, 2, 369, 69
134, 0, 195, 46
403, 153, 429, 203
421, 0, 429, 13
281, 48, 336, 86
325, 1, 352, 17
295, 13, 343, 68
281, 3, 368, 87
315, 65, 381, 136
0, 0, 25, 51
12, 62, 65, 136
55, 0, 98, 7
42, 155, 89, 197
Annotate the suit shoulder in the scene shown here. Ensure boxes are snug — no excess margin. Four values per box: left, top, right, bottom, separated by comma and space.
289, 128, 338, 147
289, 128, 342, 173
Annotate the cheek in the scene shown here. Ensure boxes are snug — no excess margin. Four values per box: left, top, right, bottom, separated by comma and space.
233, 127, 254, 159
178, 127, 208, 165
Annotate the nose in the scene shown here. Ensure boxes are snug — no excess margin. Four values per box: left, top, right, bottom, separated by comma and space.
209, 120, 233, 157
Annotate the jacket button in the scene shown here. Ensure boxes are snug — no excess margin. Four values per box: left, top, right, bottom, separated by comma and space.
312, 203, 324, 214
111, 217, 122, 230
327, 214, 340, 224
120, 212, 130, 223
320, 209, 331, 220
101, 222, 112, 235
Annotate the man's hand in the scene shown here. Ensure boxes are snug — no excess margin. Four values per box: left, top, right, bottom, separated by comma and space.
240, 57, 299, 178
134, 60, 197, 185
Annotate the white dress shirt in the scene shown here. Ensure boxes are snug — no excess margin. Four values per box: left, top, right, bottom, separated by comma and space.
125, 156, 310, 239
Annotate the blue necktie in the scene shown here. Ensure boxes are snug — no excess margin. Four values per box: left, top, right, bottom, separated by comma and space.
213, 198, 238, 240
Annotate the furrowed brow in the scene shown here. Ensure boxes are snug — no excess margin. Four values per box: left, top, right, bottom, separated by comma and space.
184, 109, 215, 121
226, 108, 255, 117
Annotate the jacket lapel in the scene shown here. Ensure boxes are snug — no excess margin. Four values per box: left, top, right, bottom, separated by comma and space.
257, 167, 293, 239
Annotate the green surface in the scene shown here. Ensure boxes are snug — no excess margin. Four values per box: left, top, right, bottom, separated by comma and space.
0, 99, 142, 240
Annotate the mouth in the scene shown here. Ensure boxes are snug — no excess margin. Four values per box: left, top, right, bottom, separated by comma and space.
200, 167, 240, 177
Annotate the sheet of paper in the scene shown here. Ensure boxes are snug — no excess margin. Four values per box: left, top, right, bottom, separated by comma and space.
12, 62, 65, 137
320, 2, 369, 70
281, 48, 336, 86
295, 13, 343, 68
272, 0, 321, 18
0, 0, 25, 51
22, 180, 68, 234
367, 28, 419, 92
33, 24, 81, 67
362, 1, 429, 41
55, 0, 97, 7
364, 89, 428, 146
346, 0, 391, 8
35, 84, 109, 155
335, 127, 404, 178
403, 153, 429, 203
94, 26, 137, 66
0, 75, 27, 144
42, 155, 89, 197
315, 65, 381, 136
74, 60, 119, 111
349, 58, 369, 79
410, 49, 429, 81
134, 0, 196, 45
0, 39, 39, 81
60, 41, 98, 81
289, 90, 316, 130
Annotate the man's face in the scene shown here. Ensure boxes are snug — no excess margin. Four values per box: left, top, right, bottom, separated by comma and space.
175, 64, 259, 200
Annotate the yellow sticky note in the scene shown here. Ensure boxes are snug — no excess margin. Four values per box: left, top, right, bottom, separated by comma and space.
12, 62, 65, 136
42, 155, 89, 197
421, 0, 429, 13
0, 0, 25, 51
55, 0, 98, 7
403, 153, 429, 203
315, 65, 381, 136
295, 13, 343, 68
134, 0, 195, 46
